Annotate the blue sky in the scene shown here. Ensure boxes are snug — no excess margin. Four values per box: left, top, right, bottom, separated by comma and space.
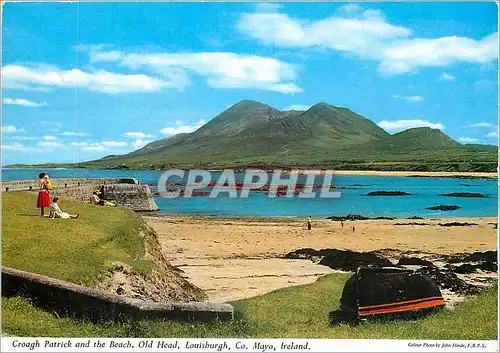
2, 2, 498, 165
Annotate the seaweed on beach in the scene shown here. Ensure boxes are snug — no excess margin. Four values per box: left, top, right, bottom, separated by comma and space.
446, 261, 498, 274
415, 267, 481, 295
394, 222, 429, 226
438, 222, 477, 227
398, 257, 435, 267
446, 251, 497, 264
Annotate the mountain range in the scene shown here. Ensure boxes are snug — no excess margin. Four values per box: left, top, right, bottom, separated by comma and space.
14, 100, 499, 172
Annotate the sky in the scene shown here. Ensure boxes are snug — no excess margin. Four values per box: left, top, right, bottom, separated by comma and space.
1, 1, 499, 165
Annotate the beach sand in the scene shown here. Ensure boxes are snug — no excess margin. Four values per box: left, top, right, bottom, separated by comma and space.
229, 170, 498, 178
145, 216, 498, 302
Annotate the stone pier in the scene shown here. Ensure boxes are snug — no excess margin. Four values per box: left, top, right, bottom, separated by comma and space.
2, 178, 159, 212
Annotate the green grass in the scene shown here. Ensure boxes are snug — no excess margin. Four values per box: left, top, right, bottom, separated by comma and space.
2, 274, 497, 339
2, 192, 149, 286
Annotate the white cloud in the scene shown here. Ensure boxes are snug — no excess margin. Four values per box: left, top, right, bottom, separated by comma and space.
255, 3, 283, 13
11, 136, 37, 141
89, 49, 301, 94
132, 139, 152, 149
70, 140, 128, 150
390, 95, 424, 102
237, 6, 498, 75
2, 64, 168, 94
42, 135, 58, 141
1, 142, 26, 151
123, 132, 154, 139
70, 142, 90, 147
469, 122, 497, 128
378, 119, 444, 132
486, 131, 498, 138
102, 141, 128, 147
82, 144, 106, 152
61, 131, 90, 137
381, 33, 498, 74
38, 141, 66, 149
237, 7, 411, 57
3, 97, 48, 107
283, 104, 311, 111
160, 119, 206, 136
440, 73, 456, 81
70, 141, 106, 151
1, 125, 25, 134
458, 137, 479, 143
337, 4, 364, 14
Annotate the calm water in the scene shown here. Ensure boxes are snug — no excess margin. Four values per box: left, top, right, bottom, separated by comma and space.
3, 168, 498, 218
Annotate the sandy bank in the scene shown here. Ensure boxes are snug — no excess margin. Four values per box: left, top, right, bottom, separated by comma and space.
304, 170, 497, 178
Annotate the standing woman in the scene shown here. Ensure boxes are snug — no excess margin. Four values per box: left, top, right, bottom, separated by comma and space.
37, 172, 51, 216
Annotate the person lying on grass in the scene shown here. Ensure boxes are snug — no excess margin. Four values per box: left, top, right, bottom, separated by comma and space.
89, 191, 117, 207
49, 197, 79, 219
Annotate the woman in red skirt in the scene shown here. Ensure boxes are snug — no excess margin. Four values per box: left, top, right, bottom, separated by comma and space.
37, 172, 51, 216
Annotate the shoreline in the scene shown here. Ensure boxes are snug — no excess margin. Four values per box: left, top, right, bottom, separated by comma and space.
3, 167, 497, 179
149, 213, 499, 221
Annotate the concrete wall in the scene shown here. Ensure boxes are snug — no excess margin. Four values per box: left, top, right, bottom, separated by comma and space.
3, 178, 158, 212
2, 267, 233, 323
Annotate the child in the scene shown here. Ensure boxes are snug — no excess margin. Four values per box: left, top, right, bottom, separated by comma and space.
49, 197, 79, 219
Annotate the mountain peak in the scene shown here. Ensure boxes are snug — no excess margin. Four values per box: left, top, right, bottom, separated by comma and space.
231, 99, 271, 109
391, 126, 460, 148
193, 100, 280, 137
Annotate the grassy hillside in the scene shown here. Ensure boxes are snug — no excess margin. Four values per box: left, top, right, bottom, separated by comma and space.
2, 192, 147, 286
7, 100, 498, 172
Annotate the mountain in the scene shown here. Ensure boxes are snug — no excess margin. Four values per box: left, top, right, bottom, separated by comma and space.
193, 100, 283, 137
365, 127, 461, 151
32, 100, 497, 172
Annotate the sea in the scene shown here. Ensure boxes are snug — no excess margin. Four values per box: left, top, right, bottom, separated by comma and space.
2, 168, 498, 218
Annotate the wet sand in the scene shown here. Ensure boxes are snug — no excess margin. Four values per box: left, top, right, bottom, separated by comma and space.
145, 216, 497, 302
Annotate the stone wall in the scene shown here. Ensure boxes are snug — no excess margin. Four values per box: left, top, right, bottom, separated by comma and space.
3, 178, 158, 212
2, 266, 233, 323
2, 178, 116, 192
102, 184, 159, 212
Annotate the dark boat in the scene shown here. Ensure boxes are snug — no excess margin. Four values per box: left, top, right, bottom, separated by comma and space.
329, 267, 445, 325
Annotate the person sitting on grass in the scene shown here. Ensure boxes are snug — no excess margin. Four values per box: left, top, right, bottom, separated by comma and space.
49, 197, 79, 219
90, 191, 101, 205
90, 191, 117, 207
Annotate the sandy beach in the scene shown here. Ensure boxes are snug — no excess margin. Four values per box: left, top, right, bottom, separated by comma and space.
146, 215, 498, 302
329, 170, 498, 178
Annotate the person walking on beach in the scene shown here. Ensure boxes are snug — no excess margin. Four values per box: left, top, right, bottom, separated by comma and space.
37, 172, 51, 216
307, 216, 312, 230
352, 225, 356, 233
340, 220, 344, 229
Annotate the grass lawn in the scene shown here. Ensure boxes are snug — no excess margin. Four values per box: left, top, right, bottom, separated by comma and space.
2, 192, 148, 286
2, 274, 497, 339
2, 192, 498, 339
